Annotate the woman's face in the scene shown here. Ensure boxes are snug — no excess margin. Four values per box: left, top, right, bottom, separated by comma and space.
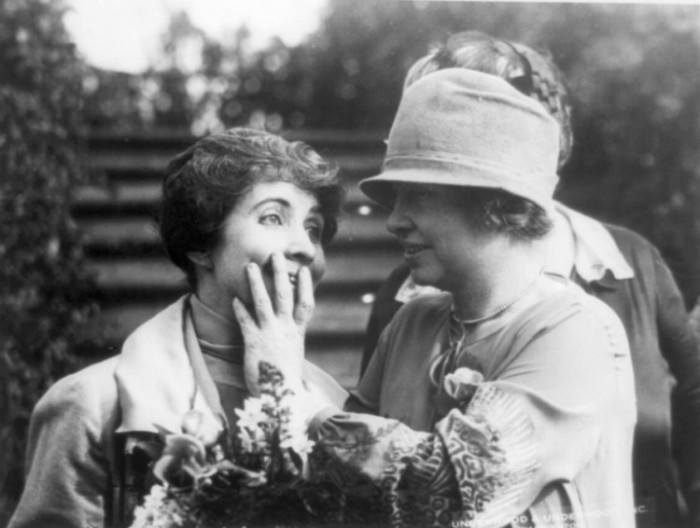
195, 181, 326, 317
386, 183, 492, 291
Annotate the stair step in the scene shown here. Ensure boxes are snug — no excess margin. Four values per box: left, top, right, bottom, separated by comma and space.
86, 151, 384, 180
78, 212, 396, 254
72, 182, 382, 214
85, 128, 386, 151
86, 251, 402, 293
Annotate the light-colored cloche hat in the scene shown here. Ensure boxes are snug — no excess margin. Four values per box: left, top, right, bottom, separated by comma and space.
359, 68, 560, 212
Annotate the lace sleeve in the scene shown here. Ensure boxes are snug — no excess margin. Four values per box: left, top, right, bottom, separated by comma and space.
314, 383, 539, 528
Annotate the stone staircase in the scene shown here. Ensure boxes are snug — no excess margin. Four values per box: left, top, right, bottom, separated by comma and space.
73, 130, 401, 389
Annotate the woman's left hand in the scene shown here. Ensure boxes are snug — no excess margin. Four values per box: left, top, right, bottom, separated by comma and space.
233, 252, 314, 395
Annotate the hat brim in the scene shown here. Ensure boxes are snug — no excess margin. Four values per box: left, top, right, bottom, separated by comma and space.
359, 166, 557, 213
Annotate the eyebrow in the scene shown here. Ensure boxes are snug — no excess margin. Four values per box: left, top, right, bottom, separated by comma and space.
251, 198, 290, 211
250, 197, 322, 216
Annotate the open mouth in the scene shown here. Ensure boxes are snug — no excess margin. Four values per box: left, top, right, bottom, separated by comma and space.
261, 259, 299, 288
403, 243, 429, 256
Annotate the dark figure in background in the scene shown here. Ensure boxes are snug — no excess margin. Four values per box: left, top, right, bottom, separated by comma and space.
361, 31, 700, 527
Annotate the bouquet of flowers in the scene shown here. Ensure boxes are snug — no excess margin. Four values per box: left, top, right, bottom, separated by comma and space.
130, 362, 383, 528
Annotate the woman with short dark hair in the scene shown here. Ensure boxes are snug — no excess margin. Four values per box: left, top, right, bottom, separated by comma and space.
9, 128, 347, 528
159, 129, 342, 286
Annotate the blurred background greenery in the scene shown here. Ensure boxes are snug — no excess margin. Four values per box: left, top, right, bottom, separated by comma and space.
1, 0, 699, 524
81, 0, 700, 303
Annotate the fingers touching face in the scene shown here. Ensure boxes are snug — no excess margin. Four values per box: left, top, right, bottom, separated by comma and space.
243, 253, 314, 326
194, 181, 326, 318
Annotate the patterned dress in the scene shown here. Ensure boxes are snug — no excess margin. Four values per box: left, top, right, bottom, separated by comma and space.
313, 277, 636, 528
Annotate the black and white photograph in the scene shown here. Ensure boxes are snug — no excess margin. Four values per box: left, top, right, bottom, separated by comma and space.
1, 1, 699, 527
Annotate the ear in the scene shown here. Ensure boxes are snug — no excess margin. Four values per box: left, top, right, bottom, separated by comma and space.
186, 251, 213, 271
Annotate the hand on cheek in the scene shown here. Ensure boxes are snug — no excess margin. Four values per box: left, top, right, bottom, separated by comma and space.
232, 253, 314, 396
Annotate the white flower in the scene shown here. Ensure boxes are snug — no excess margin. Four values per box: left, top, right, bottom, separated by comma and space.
129, 485, 187, 528
259, 393, 277, 412
152, 434, 208, 485
180, 410, 223, 446
448, 366, 484, 385
235, 397, 270, 454
235, 398, 265, 429
279, 394, 315, 455
443, 367, 484, 401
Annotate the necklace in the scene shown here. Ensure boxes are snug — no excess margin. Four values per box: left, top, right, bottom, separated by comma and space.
451, 268, 544, 326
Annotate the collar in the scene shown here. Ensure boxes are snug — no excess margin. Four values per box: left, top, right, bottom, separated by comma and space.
114, 295, 348, 434
554, 203, 634, 283
395, 279, 442, 304
114, 295, 224, 434
189, 294, 243, 346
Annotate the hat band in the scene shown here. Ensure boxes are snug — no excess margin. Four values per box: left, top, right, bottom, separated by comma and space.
382, 155, 558, 208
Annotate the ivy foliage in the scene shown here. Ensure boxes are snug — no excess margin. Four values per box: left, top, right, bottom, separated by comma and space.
0, 0, 95, 517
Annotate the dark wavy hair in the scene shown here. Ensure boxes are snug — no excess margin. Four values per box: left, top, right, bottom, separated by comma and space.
403, 31, 571, 240
159, 128, 342, 286
458, 187, 553, 241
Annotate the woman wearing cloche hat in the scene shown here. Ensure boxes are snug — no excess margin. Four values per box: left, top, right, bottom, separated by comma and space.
316, 68, 636, 527
239, 67, 636, 526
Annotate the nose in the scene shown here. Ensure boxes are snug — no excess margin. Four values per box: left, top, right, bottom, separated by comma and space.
386, 195, 413, 237
286, 225, 316, 266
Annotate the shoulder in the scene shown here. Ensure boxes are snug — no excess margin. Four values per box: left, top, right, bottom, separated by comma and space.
524, 278, 627, 342
559, 204, 652, 254
504, 280, 632, 387
574, 284, 628, 337
602, 223, 679, 296
563, 205, 662, 273
14, 359, 121, 528
41, 356, 119, 405
564, 278, 624, 322
373, 292, 451, 357
376, 293, 452, 350
35, 357, 120, 434
602, 222, 660, 260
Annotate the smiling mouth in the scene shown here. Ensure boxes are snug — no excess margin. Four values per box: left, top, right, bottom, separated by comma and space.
403, 244, 429, 256
261, 259, 299, 287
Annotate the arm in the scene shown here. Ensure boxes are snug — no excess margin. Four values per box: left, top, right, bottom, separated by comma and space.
9, 373, 114, 528
313, 384, 541, 526
313, 303, 632, 526
653, 249, 700, 520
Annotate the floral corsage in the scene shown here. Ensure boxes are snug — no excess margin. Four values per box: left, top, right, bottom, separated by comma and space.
130, 362, 358, 528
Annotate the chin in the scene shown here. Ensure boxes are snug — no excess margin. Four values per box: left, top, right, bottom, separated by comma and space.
409, 269, 439, 288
